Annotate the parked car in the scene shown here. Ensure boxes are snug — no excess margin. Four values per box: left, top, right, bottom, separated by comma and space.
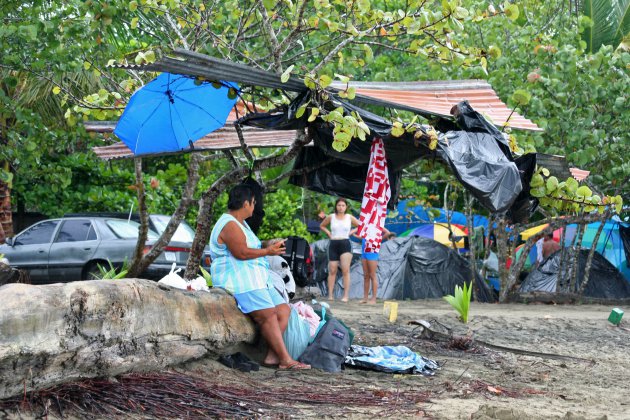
0, 215, 207, 284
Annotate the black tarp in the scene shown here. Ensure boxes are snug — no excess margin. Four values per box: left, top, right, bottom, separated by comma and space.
311, 236, 496, 302
435, 101, 523, 214
240, 95, 530, 219
289, 145, 402, 209
519, 249, 630, 298
506, 153, 539, 223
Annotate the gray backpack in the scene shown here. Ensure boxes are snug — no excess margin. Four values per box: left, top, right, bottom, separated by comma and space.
298, 317, 350, 372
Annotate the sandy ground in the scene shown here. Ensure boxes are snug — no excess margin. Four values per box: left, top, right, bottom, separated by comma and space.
4, 298, 628, 419
209, 298, 628, 419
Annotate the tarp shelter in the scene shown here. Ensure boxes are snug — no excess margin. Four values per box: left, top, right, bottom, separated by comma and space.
311, 236, 496, 302
519, 249, 630, 299
96, 50, 542, 221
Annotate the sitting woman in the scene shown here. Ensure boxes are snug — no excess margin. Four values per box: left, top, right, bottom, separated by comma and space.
210, 184, 310, 370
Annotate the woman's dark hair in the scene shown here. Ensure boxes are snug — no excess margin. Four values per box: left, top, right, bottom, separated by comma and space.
335, 197, 348, 214
228, 184, 255, 210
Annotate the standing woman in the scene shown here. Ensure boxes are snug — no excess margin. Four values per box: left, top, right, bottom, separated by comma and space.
320, 198, 359, 302
360, 227, 394, 304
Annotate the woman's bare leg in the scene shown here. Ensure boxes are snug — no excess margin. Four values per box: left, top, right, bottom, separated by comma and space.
257, 303, 292, 365
367, 259, 379, 304
339, 252, 353, 302
361, 259, 370, 303
327, 261, 339, 300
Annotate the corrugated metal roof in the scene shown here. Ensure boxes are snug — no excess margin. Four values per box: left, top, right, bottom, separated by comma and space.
569, 168, 590, 182
91, 125, 299, 160
332, 80, 541, 132
112, 49, 541, 132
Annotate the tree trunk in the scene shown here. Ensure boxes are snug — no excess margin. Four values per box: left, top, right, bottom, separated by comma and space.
133, 154, 203, 276
578, 212, 609, 294
184, 129, 310, 279
0, 163, 12, 241
568, 222, 585, 291
497, 219, 510, 301
465, 194, 477, 300
0, 279, 256, 399
127, 158, 149, 278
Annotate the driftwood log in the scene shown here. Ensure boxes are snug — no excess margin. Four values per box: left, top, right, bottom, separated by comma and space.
0, 279, 256, 399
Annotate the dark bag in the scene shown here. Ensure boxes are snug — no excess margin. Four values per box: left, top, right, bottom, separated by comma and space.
282, 236, 313, 287
298, 317, 350, 372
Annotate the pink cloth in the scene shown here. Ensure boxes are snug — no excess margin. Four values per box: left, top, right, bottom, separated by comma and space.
290, 301, 320, 337
357, 137, 391, 253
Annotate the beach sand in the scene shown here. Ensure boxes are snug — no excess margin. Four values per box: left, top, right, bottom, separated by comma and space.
194, 298, 628, 419
4, 298, 627, 419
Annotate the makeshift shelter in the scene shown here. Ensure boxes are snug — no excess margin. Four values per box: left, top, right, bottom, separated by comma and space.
519, 249, 630, 299
95, 49, 542, 222
311, 236, 496, 302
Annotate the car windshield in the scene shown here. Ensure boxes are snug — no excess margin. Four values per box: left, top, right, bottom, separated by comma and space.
150, 215, 195, 243
106, 219, 158, 240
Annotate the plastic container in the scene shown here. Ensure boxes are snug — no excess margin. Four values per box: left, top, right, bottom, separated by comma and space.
608, 308, 624, 326
383, 301, 398, 323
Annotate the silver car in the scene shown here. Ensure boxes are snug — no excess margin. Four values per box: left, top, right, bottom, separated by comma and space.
0, 215, 203, 284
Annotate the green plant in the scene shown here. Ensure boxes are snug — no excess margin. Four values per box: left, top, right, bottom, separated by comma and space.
96, 260, 129, 280
199, 266, 212, 287
443, 282, 472, 323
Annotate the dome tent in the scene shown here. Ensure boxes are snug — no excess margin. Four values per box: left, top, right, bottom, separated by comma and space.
311, 236, 495, 302
519, 249, 630, 299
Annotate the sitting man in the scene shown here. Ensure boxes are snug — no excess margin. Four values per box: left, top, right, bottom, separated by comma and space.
209, 184, 310, 370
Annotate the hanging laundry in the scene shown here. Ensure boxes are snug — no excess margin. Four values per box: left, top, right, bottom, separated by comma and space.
357, 137, 391, 253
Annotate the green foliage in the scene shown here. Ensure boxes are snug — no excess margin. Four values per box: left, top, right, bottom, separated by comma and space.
199, 266, 212, 287
531, 166, 623, 215
443, 282, 472, 323
96, 260, 129, 280
258, 187, 312, 242
582, 0, 630, 52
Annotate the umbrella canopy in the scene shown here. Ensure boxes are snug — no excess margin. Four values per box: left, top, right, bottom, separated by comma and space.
400, 223, 467, 248
114, 73, 238, 156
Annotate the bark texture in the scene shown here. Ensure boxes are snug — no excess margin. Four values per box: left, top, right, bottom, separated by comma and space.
0, 279, 256, 399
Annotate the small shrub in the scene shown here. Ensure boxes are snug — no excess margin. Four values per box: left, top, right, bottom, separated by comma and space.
443, 282, 472, 323
97, 260, 128, 280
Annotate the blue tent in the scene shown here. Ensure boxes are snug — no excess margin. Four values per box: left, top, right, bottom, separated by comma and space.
384, 200, 489, 235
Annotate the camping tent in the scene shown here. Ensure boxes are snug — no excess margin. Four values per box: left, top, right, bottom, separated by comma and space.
517, 220, 630, 280
519, 249, 630, 299
311, 236, 495, 302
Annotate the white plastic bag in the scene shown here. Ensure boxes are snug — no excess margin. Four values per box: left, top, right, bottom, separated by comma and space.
189, 276, 210, 292
157, 263, 187, 289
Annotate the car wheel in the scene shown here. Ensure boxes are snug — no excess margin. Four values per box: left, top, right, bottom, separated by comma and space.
83, 261, 106, 280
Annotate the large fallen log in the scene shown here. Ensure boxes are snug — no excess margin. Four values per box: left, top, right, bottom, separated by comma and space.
0, 279, 256, 399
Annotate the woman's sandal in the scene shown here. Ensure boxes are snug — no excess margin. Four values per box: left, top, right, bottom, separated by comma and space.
278, 361, 311, 371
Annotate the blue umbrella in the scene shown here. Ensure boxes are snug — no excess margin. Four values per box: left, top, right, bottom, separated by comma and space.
114, 73, 238, 156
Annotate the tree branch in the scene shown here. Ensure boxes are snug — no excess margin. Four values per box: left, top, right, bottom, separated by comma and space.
255, 0, 283, 73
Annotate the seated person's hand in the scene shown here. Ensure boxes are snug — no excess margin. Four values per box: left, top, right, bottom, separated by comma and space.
265, 239, 286, 256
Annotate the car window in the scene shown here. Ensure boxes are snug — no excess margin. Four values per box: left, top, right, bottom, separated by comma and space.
105, 219, 158, 240
55, 219, 96, 243
151, 215, 195, 242
16, 220, 59, 245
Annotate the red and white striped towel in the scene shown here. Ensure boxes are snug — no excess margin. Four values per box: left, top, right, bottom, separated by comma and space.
357, 137, 391, 253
